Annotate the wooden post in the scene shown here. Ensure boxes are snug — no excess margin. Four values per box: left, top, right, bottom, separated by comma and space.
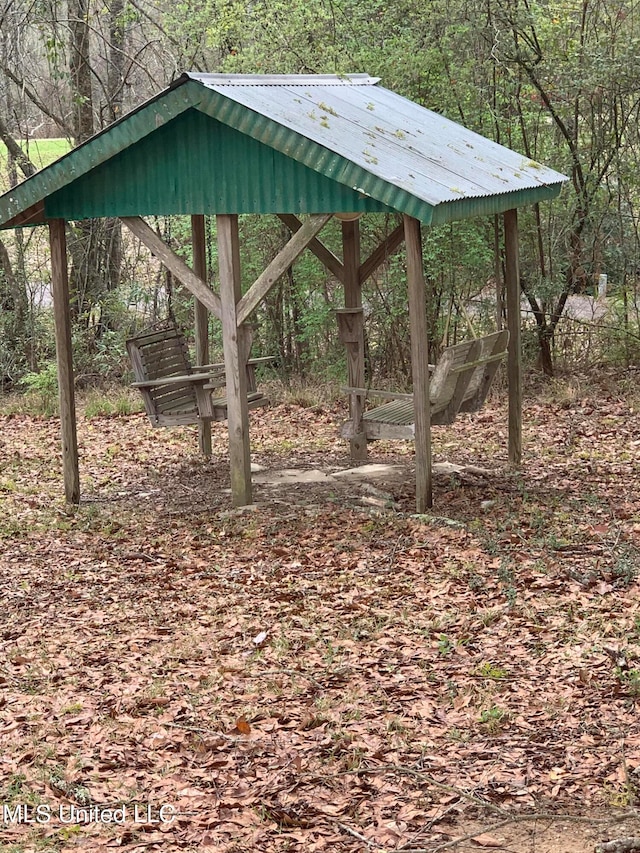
217, 214, 252, 506
48, 219, 80, 504
504, 208, 522, 466
494, 215, 504, 331
404, 215, 432, 512
191, 214, 211, 457
342, 218, 367, 462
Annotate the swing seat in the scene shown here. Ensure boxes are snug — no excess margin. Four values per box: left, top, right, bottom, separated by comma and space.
342, 330, 509, 441
127, 321, 273, 428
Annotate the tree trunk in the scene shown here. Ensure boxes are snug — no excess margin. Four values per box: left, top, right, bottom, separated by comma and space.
68, 0, 94, 145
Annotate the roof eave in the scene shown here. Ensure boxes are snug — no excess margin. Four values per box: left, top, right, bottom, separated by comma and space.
429, 182, 565, 225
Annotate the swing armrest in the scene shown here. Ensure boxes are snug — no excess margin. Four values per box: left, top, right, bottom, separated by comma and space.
343, 386, 413, 401
132, 372, 224, 389
194, 356, 277, 372
194, 362, 225, 372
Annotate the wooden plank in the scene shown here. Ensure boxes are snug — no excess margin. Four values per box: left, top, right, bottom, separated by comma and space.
494, 215, 504, 330
363, 421, 415, 441
237, 214, 333, 325
277, 214, 345, 283
336, 308, 363, 343
342, 218, 367, 462
343, 386, 414, 402
363, 399, 415, 425
9, 201, 45, 228
504, 208, 522, 466
404, 215, 432, 512
217, 214, 252, 506
192, 213, 212, 456
457, 330, 509, 414
131, 373, 216, 388
445, 337, 484, 421
121, 216, 222, 320
49, 219, 80, 504
359, 222, 405, 284
448, 349, 508, 373
197, 357, 274, 372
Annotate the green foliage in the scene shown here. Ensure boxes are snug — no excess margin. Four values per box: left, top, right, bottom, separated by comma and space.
615, 667, 640, 697
83, 390, 140, 418
437, 634, 454, 656
477, 662, 508, 680
479, 706, 509, 732
20, 361, 59, 416
6, 0, 640, 381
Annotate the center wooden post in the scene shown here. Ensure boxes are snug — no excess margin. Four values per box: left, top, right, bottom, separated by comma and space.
404, 215, 432, 512
217, 214, 252, 506
342, 218, 367, 462
191, 214, 211, 457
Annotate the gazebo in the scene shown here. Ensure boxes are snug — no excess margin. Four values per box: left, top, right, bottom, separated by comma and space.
0, 73, 567, 512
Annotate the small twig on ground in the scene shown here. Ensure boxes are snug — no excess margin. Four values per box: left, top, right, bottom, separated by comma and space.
337, 822, 376, 847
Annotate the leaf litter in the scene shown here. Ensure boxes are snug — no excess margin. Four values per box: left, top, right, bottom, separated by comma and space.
1, 386, 640, 851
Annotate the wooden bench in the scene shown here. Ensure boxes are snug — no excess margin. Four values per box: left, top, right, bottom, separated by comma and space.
127, 322, 273, 428
342, 330, 509, 441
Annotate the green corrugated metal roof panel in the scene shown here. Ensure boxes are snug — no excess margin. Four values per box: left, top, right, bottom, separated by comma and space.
0, 73, 567, 230
46, 109, 392, 218
0, 84, 203, 228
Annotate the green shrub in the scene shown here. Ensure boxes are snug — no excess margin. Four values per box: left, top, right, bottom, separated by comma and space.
20, 361, 59, 416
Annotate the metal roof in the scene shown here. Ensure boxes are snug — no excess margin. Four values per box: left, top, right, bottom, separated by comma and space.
0, 73, 567, 229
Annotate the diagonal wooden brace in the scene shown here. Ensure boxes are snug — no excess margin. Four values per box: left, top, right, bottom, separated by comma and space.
236, 213, 333, 326
121, 216, 222, 320
358, 222, 405, 284
277, 214, 345, 283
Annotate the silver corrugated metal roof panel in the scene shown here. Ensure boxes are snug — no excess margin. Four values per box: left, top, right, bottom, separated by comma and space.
186, 72, 567, 221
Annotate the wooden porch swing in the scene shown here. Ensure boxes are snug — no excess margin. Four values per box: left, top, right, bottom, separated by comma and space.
341, 324, 509, 442
126, 320, 273, 428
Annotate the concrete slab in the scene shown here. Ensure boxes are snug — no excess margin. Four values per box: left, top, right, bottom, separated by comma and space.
330, 464, 404, 481
252, 468, 331, 485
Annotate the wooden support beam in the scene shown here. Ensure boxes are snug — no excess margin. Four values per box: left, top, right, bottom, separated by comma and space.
7, 201, 45, 228
359, 222, 405, 285
49, 218, 80, 504
121, 216, 222, 320
191, 214, 211, 457
342, 218, 367, 462
217, 214, 252, 506
404, 215, 432, 512
504, 208, 522, 466
237, 214, 333, 325
494, 215, 504, 331
277, 214, 345, 283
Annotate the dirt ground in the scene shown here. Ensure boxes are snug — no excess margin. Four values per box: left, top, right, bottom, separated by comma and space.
2, 381, 640, 851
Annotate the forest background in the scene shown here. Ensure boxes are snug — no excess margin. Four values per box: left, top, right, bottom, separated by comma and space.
1, 0, 640, 397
